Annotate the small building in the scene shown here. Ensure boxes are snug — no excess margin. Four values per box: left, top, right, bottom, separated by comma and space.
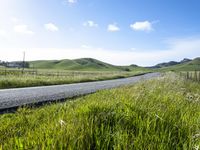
7, 62, 23, 68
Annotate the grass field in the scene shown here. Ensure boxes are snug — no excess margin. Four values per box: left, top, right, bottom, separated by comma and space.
0, 68, 149, 89
0, 73, 199, 149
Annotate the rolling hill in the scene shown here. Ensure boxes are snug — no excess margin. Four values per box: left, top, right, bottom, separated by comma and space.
158, 57, 200, 71
9, 57, 200, 71
150, 58, 191, 68
29, 58, 145, 71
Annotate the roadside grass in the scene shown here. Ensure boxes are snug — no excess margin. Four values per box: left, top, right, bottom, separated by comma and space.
0, 73, 200, 149
0, 70, 147, 89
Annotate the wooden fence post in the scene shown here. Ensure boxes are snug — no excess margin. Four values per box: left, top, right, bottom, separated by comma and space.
199, 71, 200, 82
4, 68, 7, 76
186, 72, 189, 79
35, 69, 38, 76
190, 72, 193, 80
194, 70, 198, 81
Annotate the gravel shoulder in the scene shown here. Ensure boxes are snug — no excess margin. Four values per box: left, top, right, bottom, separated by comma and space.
0, 73, 160, 110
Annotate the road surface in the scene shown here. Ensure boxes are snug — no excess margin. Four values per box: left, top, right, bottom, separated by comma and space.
0, 73, 160, 110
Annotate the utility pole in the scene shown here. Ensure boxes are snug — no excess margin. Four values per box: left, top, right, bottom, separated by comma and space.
22, 51, 25, 74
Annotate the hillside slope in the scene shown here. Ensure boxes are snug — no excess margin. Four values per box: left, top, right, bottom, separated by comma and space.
29, 58, 142, 71
151, 58, 191, 68
159, 57, 200, 71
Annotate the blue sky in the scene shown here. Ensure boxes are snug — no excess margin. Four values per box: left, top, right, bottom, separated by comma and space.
0, 0, 200, 66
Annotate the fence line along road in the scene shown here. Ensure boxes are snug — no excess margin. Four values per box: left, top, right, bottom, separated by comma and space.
0, 73, 160, 111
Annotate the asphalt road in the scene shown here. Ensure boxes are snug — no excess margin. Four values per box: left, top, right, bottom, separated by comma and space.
0, 73, 160, 110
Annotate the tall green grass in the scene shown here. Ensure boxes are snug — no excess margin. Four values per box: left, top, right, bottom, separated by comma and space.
0, 73, 199, 149
0, 70, 146, 89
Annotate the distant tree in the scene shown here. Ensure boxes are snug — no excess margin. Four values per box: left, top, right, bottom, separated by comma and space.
123, 68, 131, 72
24, 62, 30, 68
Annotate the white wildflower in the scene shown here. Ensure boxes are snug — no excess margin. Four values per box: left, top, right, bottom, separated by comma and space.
59, 119, 66, 126
155, 114, 164, 121
194, 145, 199, 150
186, 93, 200, 102
193, 133, 200, 139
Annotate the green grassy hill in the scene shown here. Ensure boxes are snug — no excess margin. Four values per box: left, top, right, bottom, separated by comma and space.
159, 57, 200, 71
10, 57, 200, 71
29, 58, 148, 71
29, 58, 119, 71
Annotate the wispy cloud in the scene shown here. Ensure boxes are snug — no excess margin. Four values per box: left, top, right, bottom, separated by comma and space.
62, 0, 77, 5
0, 29, 7, 37
14, 25, 35, 35
1, 37, 199, 66
107, 23, 120, 32
44, 23, 59, 32
81, 44, 91, 49
10, 17, 19, 23
130, 21, 153, 32
130, 47, 136, 51
67, 0, 77, 4
83, 20, 98, 27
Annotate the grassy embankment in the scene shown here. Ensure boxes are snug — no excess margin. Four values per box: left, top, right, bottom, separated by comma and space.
0, 73, 199, 149
0, 69, 149, 89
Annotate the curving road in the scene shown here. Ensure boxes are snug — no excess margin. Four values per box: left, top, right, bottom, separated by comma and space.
0, 73, 160, 110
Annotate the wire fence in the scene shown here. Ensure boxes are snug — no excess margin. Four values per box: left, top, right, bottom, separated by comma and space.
0, 68, 38, 76
0, 68, 129, 78
180, 71, 200, 82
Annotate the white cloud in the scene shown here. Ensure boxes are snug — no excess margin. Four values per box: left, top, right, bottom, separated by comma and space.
10, 17, 19, 23
83, 20, 98, 27
130, 21, 153, 32
0, 29, 7, 37
14, 25, 35, 35
44, 23, 59, 32
62, 0, 77, 5
131, 48, 136, 51
81, 44, 91, 49
0, 37, 199, 66
107, 23, 120, 32
68, 0, 77, 4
